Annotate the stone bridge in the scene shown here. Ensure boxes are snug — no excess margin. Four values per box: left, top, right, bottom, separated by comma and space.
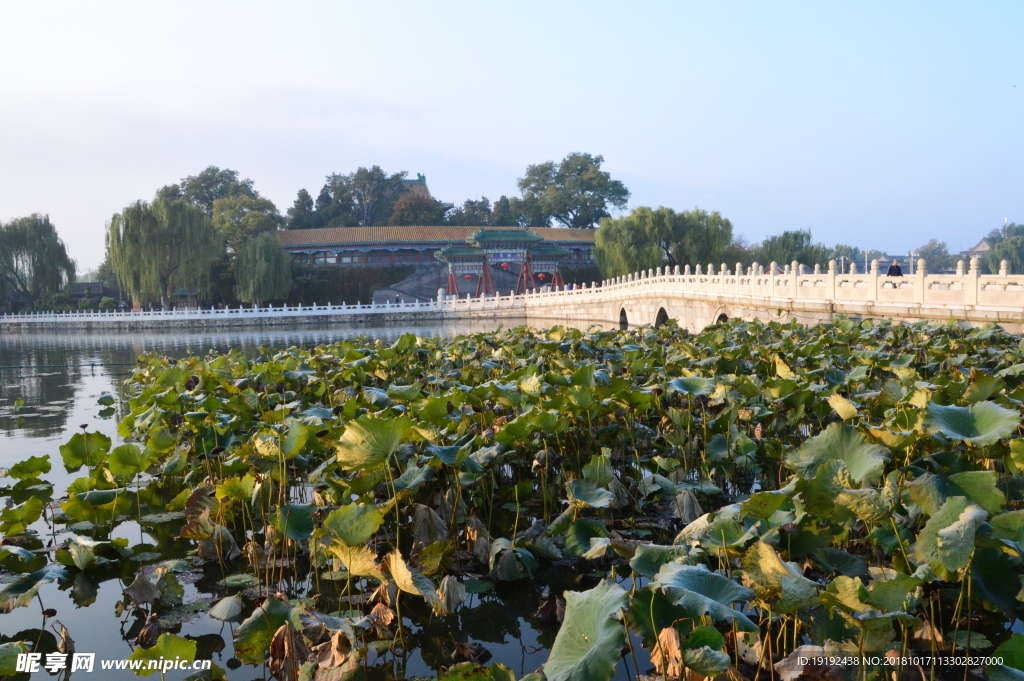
3, 257, 1024, 333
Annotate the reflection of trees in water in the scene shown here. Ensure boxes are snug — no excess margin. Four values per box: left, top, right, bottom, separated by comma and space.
0, 321, 504, 438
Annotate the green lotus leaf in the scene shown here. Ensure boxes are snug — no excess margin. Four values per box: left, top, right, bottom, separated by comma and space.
322, 503, 384, 547
386, 383, 423, 402
786, 423, 889, 487
0, 497, 44, 534
629, 543, 691, 577
563, 518, 610, 557
108, 444, 156, 479
336, 415, 411, 470
866, 571, 924, 613
651, 563, 757, 631
0, 564, 67, 610
233, 595, 295, 664
925, 401, 1021, 446
665, 377, 715, 396
6, 455, 51, 479
0, 642, 27, 677
126, 633, 196, 676
275, 503, 315, 540
541, 579, 628, 681
581, 453, 614, 487
215, 474, 256, 503
740, 491, 790, 520
439, 662, 516, 681
566, 479, 613, 509
209, 594, 245, 622
59, 431, 111, 472
990, 633, 1024, 680
683, 647, 731, 677
914, 496, 988, 574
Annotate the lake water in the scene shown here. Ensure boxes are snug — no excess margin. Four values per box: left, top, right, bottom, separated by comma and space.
0, 321, 648, 681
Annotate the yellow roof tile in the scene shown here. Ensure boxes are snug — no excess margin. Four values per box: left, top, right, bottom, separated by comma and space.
277, 225, 595, 247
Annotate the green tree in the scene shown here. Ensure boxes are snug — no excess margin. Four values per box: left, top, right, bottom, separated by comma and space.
594, 207, 669, 277
389, 193, 450, 225
286, 189, 319, 230
107, 198, 219, 309
752, 230, 832, 269
594, 206, 734, 278
490, 196, 519, 226
157, 166, 258, 214
989, 235, 1024, 275
446, 197, 493, 226
914, 239, 955, 272
234, 233, 292, 306
349, 166, 407, 226
212, 195, 283, 254
518, 153, 629, 229
0, 214, 76, 311
314, 174, 357, 228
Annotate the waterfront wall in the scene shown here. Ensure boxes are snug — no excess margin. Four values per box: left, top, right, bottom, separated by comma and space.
3, 258, 1023, 333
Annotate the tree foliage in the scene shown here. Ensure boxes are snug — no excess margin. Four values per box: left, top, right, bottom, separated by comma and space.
989, 235, 1024, 275
446, 198, 495, 226
157, 166, 259, 215
914, 239, 956, 273
518, 153, 629, 229
286, 167, 408, 229
594, 207, 733, 278
350, 166, 408, 226
234, 233, 291, 306
0, 214, 76, 310
107, 198, 218, 308
389, 193, 451, 226
213, 195, 283, 254
750, 230, 832, 270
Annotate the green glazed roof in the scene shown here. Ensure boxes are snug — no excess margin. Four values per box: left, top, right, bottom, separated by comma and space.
470, 228, 544, 244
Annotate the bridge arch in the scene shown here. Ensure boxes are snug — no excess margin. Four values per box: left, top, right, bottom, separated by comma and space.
654, 307, 669, 327
716, 312, 729, 324
619, 308, 628, 330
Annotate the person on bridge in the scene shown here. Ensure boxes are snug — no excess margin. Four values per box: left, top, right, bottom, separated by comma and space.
886, 260, 903, 277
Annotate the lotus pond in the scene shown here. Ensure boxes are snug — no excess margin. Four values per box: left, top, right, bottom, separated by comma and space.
6, 318, 1024, 681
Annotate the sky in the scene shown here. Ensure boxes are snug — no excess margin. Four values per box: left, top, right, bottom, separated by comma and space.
1, 2, 1022, 270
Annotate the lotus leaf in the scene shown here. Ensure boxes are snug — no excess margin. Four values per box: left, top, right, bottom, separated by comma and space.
233, 595, 297, 664
541, 580, 628, 681
126, 633, 197, 676
336, 415, 411, 470
59, 431, 111, 471
652, 563, 757, 631
915, 496, 988, 573
322, 503, 384, 547
925, 401, 1021, 446
786, 423, 889, 486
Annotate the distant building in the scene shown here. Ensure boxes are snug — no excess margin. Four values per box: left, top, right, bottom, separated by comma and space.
278, 225, 597, 267
961, 237, 992, 260
401, 173, 432, 198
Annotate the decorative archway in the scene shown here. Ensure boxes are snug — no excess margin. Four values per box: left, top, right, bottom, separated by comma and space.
619, 308, 628, 330
655, 307, 669, 327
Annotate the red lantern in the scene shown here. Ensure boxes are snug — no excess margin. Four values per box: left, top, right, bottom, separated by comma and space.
501, 262, 509, 268
463, 274, 473, 280
537, 273, 546, 280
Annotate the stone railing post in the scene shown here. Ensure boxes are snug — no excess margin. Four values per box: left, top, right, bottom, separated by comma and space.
684, 265, 691, 275
915, 258, 927, 305
1000, 259, 1009, 276
956, 260, 965, 276
827, 259, 836, 300
674, 265, 680, 275
769, 262, 778, 297
870, 259, 879, 302
967, 257, 980, 306
791, 260, 799, 299
735, 262, 743, 294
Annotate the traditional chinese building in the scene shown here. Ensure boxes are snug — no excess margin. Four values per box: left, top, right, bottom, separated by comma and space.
435, 228, 571, 295
278, 225, 596, 268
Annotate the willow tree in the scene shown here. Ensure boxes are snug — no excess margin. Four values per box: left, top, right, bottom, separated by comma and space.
107, 198, 218, 309
234, 233, 291, 306
0, 214, 76, 310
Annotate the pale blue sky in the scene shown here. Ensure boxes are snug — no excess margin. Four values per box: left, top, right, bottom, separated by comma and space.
1, 2, 1021, 269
